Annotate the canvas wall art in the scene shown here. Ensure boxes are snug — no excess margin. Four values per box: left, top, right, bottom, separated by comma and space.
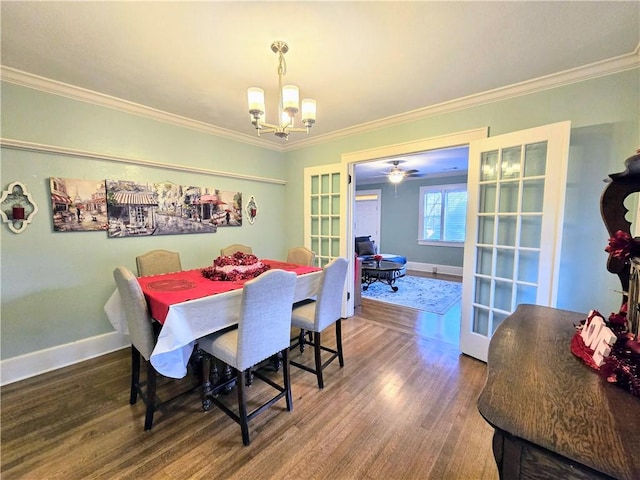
50, 177, 108, 232
106, 180, 242, 237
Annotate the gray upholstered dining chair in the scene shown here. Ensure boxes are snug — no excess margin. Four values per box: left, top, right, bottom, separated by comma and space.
113, 266, 197, 430
135, 249, 182, 277
286, 246, 316, 266
289, 257, 348, 389
220, 244, 253, 256
198, 269, 297, 446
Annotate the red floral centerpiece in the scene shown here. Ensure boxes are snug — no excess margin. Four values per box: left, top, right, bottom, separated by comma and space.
201, 251, 270, 282
373, 254, 383, 267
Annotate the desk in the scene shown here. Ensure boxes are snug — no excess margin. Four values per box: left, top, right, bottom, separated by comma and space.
478, 304, 640, 480
105, 260, 322, 379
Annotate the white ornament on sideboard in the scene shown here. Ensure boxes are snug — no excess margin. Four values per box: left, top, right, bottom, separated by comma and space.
579, 310, 617, 366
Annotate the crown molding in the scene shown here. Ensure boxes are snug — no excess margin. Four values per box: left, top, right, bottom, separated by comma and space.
0, 138, 286, 185
286, 48, 640, 151
0, 66, 283, 152
2, 48, 638, 153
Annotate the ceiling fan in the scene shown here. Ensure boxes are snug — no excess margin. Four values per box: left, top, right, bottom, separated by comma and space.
386, 160, 420, 184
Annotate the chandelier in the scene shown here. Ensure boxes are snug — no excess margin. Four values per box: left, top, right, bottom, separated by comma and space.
247, 41, 316, 140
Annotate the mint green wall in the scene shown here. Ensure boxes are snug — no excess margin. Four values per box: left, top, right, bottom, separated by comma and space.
2, 68, 638, 362
356, 174, 468, 266
1, 82, 287, 359
284, 69, 640, 316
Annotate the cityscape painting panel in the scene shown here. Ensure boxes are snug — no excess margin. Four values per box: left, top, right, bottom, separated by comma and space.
106, 180, 242, 237
50, 178, 108, 232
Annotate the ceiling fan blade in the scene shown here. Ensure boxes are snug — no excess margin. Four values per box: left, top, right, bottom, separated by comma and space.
404, 169, 419, 175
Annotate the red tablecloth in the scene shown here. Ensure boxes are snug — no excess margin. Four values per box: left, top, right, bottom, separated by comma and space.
137, 260, 320, 323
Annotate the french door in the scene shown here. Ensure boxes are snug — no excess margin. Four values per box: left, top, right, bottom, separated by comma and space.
303, 163, 352, 315
304, 164, 344, 267
460, 121, 571, 361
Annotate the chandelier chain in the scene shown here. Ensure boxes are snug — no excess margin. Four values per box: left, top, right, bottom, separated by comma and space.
277, 52, 287, 77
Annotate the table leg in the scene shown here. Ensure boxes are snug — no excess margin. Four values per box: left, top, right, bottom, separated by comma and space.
362, 272, 375, 290
362, 270, 400, 292
380, 271, 399, 292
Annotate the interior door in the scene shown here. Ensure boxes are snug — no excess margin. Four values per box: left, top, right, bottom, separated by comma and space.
460, 121, 571, 361
304, 163, 352, 316
354, 190, 381, 247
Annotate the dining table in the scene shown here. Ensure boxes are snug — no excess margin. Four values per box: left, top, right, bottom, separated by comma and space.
104, 260, 322, 378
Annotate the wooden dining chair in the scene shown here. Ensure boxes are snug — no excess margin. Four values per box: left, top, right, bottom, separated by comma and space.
286, 246, 316, 266
286, 246, 317, 346
112, 266, 198, 430
220, 244, 253, 256
135, 249, 182, 277
198, 269, 297, 446
289, 257, 348, 389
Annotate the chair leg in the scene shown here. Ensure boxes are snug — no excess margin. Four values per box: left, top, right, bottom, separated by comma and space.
237, 369, 250, 446
269, 353, 282, 372
298, 329, 306, 353
336, 319, 344, 367
130, 346, 141, 405
314, 331, 324, 389
282, 348, 293, 411
144, 362, 157, 431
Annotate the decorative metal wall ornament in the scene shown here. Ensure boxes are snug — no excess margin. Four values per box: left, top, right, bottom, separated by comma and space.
246, 195, 258, 224
0, 181, 39, 233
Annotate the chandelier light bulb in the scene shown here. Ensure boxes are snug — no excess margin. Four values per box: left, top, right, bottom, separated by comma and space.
281, 111, 291, 127
282, 85, 299, 115
247, 87, 265, 118
301, 99, 316, 126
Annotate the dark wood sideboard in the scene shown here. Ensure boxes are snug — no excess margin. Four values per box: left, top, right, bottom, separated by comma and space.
478, 304, 640, 480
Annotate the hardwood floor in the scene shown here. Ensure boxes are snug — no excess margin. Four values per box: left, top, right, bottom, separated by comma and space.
1, 302, 497, 480
362, 270, 462, 346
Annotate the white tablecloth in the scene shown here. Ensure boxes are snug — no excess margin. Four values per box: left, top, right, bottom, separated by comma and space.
104, 270, 321, 378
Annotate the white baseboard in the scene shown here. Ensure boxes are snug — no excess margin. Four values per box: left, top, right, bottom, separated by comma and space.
1, 332, 129, 386
406, 261, 463, 278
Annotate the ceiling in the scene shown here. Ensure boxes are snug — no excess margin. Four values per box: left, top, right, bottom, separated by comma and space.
355, 145, 470, 185
1, 1, 639, 183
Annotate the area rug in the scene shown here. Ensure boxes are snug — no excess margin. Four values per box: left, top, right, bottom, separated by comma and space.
361, 275, 462, 315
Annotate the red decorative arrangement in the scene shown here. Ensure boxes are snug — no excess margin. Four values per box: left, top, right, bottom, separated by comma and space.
572, 307, 640, 398
570, 231, 640, 398
201, 251, 270, 282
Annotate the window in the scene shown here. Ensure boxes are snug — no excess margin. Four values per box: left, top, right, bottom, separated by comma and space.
419, 183, 467, 245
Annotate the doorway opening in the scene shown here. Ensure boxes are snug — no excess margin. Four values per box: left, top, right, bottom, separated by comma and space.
354, 155, 467, 347
343, 128, 489, 348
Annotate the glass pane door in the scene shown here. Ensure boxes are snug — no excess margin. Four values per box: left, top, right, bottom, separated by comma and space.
461, 122, 571, 361
304, 165, 343, 267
